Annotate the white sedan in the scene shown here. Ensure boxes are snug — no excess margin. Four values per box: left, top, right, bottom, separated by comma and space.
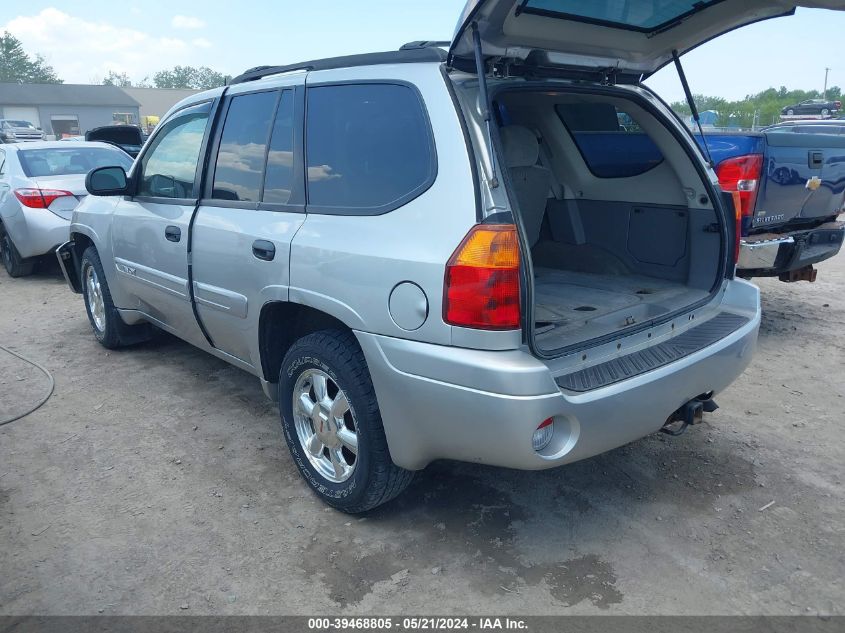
0, 141, 133, 277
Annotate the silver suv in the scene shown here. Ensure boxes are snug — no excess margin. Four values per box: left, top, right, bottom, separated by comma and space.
57, 0, 811, 512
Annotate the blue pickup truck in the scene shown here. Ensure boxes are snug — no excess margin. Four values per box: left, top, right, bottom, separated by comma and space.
696, 130, 845, 281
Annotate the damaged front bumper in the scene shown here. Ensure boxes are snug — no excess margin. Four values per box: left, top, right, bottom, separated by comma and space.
56, 241, 82, 294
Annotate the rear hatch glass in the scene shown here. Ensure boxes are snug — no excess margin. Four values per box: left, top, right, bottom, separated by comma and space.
519, 0, 721, 32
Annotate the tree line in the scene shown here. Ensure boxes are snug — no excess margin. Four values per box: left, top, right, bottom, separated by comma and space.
670, 86, 843, 129
0, 31, 231, 90
101, 67, 231, 90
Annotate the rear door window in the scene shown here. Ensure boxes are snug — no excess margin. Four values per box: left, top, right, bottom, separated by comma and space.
211, 90, 278, 202
305, 83, 436, 214
556, 103, 664, 178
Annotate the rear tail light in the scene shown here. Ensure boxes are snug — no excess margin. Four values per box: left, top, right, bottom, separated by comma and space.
443, 224, 521, 330
532, 417, 554, 452
14, 188, 74, 209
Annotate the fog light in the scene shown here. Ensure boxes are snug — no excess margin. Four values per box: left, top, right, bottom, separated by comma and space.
532, 417, 554, 452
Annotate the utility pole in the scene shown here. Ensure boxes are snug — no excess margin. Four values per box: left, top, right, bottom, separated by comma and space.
824, 67, 831, 100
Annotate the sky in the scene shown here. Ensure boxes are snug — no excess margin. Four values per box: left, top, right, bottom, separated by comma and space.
2, 1, 844, 103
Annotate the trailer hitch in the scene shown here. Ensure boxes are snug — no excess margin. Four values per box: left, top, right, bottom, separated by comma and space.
779, 265, 817, 283
661, 396, 719, 437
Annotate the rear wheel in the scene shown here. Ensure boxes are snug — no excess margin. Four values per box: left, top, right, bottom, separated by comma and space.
80, 246, 151, 349
278, 329, 414, 513
786, 109, 795, 116
0, 230, 35, 278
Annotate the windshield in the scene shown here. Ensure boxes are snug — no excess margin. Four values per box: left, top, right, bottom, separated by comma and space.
19, 147, 133, 178
3, 120, 36, 128
521, 0, 724, 32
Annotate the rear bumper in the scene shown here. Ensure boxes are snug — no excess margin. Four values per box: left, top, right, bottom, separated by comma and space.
4, 206, 70, 259
357, 280, 760, 471
738, 221, 844, 276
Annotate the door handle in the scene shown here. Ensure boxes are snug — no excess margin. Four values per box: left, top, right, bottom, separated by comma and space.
809, 151, 824, 169
252, 240, 276, 261
165, 225, 181, 242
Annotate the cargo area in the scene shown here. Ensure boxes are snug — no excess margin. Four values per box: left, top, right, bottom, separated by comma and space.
493, 88, 725, 353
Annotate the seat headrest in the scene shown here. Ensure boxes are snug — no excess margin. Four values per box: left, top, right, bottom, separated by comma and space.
500, 125, 539, 168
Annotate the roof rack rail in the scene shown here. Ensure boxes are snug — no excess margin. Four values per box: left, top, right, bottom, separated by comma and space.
229, 48, 447, 85
399, 41, 451, 51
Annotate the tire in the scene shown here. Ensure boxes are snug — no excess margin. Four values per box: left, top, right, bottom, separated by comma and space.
0, 230, 35, 278
786, 109, 794, 116
80, 246, 151, 349
822, 108, 830, 116
279, 329, 414, 513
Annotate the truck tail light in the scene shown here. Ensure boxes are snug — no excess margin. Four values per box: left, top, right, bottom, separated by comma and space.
716, 154, 763, 263
715, 154, 763, 223
444, 224, 521, 330
14, 188, 74, 209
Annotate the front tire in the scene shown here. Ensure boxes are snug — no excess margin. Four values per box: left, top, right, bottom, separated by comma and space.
0, 230, 35, 278
279, 330, 414, 513
786, 109, 795, 116
80, 246, 150, 349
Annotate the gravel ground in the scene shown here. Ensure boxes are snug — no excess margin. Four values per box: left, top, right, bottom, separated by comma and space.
0, 254, 843, 616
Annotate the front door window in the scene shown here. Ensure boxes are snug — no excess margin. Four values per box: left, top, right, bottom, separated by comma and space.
137, 103, 210, 199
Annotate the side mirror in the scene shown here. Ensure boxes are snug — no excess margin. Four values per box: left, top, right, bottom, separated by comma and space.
86, 165, 129, 196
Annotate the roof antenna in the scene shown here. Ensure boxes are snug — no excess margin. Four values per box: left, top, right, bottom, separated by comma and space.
672, 49, 714, 169
472, 21, 500, 189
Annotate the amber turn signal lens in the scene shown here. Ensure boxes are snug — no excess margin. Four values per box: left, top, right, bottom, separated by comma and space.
444, 224, 521, 330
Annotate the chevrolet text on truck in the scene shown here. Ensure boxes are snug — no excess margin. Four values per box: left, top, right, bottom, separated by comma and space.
56, 0, 841, 512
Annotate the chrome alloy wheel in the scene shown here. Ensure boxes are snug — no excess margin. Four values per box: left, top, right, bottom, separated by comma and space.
292, 368, 358, 483
85, 264, 106, 333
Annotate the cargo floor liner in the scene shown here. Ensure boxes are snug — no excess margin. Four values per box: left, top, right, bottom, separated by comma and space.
534, 268, 710, 350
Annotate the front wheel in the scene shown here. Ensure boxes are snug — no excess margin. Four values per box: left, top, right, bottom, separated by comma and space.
279, 330, 414, 513
821, 108, 830, 116
786, 109, 795, 116
80, 246, 150, 349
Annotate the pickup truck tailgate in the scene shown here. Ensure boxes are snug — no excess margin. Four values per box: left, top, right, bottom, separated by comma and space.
756, 131, 845, 230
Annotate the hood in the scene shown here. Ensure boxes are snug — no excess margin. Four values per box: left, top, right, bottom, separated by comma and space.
85, 126, 144, 154
450, 1, 844, 79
